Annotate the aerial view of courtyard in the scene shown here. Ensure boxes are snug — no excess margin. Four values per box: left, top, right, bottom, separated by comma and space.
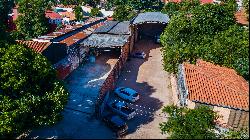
0, 0, 249, 139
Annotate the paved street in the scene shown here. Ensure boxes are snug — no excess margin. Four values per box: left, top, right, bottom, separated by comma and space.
113, 39, 173, 139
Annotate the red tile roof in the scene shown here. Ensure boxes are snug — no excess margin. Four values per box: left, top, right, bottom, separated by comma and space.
46, 10, 62, 19
235, 9, 249, 25
58, 11, 76, 21
16, 40, 51, 53
183, 59, 249, 111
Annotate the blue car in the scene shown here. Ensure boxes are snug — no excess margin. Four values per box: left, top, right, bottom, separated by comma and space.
103, 114, 128, 137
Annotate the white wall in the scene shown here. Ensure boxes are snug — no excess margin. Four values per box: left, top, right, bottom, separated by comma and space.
100, 9, 113, 17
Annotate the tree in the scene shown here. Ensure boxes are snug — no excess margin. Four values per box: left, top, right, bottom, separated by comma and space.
160, 105, 219, 139
161, 0, 200, 17
84, 0, 100, 8
220, 128, 249, 139
0, 44, 69, 138
90, 7, 101, 17
243, 0, 249, 20
16, 0, 50, 40
74, 5, 84, 21
113, 5, 137, 21
160, 3, 240, 74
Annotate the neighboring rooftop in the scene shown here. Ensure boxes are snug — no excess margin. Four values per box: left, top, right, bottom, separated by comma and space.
131, 12, 170, 25
33, 17, 106, 42
16, 40, 52, 53
182, 59, 249, 111
235, 9, 249, 26
46, 10, 62, 19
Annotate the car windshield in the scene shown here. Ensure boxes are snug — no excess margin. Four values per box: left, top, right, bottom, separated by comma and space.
132, 93, 138, 97
121, 106, 135, 114
121, 90, 130, 96
119, 87, 125, 91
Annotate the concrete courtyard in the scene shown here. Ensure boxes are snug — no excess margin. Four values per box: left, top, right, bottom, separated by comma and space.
27, 52, 119, 139
26, 40, 173, 139
110, 39, 173, 139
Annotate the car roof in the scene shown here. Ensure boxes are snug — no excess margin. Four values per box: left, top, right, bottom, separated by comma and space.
111, 115, 125, 126
124, 88, 137, 94
115, 101, 126, 107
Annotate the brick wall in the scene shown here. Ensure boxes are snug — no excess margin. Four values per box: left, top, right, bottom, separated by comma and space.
95, 42, 130, 117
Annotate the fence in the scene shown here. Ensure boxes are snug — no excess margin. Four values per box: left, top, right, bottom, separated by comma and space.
95, 42, 130, 118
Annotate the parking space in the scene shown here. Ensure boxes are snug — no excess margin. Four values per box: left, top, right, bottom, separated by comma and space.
109, 39, 173, 139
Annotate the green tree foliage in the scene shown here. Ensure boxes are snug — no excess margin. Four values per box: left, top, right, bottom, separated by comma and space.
113, 5, 137, 21
243, 0, 249, 20
202, 25, 249, 80
16, 0, 50, 40
74, 6, 84, 20
222, 128, 249, 139
90, 7, 101, 17
160, 105, 219, 139
161, 0, 200, 17
0, 44, 69, 138
160, 3, 249, 81
84, 0, 100, 8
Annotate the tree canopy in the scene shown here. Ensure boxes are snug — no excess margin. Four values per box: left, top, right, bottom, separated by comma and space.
160, 105, 249, 139
113, 5, 137, 21
160, 2, 249, 80
160, 105, 219, 139
0, 44, 69, 138
74, 5, 84, 20
15, 0, 50, 40
90, 7, 101, 17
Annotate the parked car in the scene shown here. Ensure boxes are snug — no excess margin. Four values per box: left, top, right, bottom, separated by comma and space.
155, 35, 160, 44
114, 87, 140, 102
103, 113, 128, 137
108, 101, 136, 120
132, 52, 146, 59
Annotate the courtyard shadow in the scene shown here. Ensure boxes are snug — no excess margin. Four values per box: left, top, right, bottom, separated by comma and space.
108, 39, 165, 136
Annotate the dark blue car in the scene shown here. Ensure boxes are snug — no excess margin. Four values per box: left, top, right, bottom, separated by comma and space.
103, 114, 128, 137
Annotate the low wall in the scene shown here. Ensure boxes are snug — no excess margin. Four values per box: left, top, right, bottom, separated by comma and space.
95, 42, 130, 117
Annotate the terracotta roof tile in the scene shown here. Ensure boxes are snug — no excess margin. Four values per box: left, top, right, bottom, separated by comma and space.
235, 9, 249, 25
183, 59, 249, 111
46, 10, 62, 19
16, 40, 51, 53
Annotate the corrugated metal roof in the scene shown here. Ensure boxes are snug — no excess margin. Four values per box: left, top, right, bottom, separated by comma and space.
131, 12, 170, 25
80, 34, 129, 48
183, 59, 249, 111
93, 21, 119, 33
108, 21, 130, 35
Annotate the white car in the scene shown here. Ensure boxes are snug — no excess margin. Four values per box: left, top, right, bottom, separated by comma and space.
114, 87, 140, 102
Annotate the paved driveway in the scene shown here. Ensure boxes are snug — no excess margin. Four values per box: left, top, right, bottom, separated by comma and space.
112, 39, 173, 139
27, 53, 119, 139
